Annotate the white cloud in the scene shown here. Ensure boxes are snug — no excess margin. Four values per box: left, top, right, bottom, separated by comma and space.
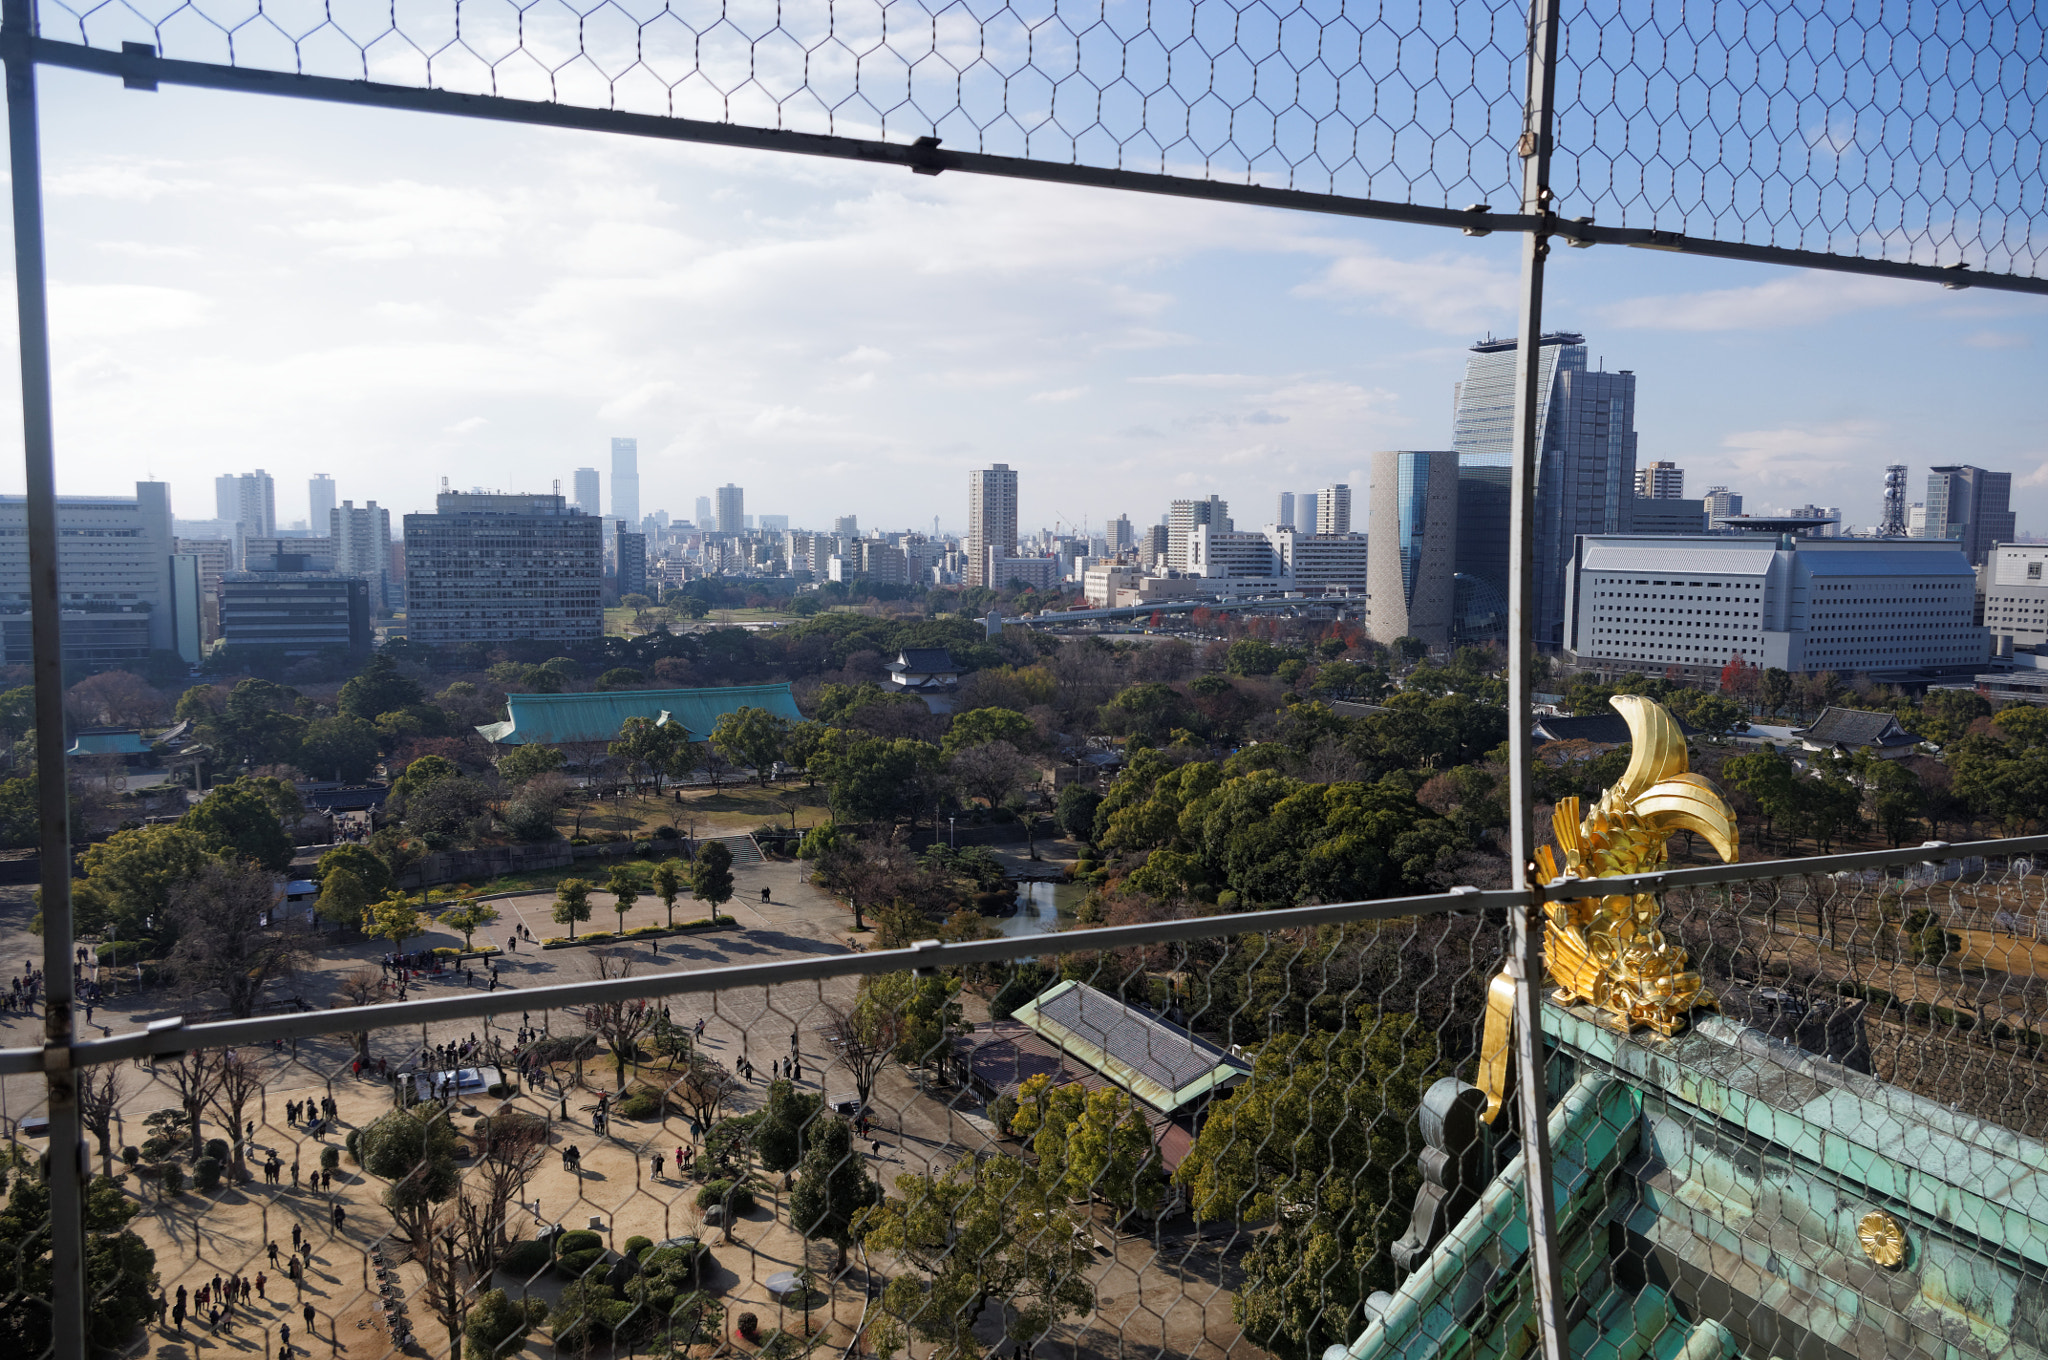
1601, 272, 1923, 331
444, 416, 488, 435
49, 283, 211, 340
1029, 386, 1089, 403
1966, 329, 2032, 349
1295, 247, 1518, 334
1716, 420, 1884, 487
49, 160, 209, 201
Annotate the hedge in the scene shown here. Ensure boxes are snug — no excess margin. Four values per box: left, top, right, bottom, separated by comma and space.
542, 920, 728, 949
498, 1239, 551, 1277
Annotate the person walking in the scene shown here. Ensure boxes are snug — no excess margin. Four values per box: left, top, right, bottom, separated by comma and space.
651, 1152, 663, 1179
302, 1303, 315, 1337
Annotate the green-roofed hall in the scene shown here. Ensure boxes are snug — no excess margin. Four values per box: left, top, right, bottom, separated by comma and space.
475, 682, 805, 746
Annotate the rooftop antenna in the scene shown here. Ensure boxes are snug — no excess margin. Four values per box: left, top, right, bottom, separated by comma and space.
1880, 464, 1908, 537
439, 476, 450, 496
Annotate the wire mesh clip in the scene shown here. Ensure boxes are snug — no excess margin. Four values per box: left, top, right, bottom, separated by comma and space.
119, 41, 158, 91
908, 137, 946, 177
909, 938, 943, 977
1461, 205, 1493, 237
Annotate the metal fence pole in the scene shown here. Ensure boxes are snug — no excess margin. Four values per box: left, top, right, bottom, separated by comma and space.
2, 1, 88, 1350
1504, 0, 1569, 1355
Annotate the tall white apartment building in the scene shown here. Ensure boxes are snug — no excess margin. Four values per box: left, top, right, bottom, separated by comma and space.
1566, 533, 1984, 682
1636, 461, 1685, 499
968, 463, 1019, 588
331, 500, 395, 608
215, 469, 277, 561
715, 484, 746, 535
308, 473, 336, 530
1316, 484, 1352, 536
572, 468, 601, 516
1168, 496, 1231, 570
610, 438, 640, 526
1703, 487, 1744, 522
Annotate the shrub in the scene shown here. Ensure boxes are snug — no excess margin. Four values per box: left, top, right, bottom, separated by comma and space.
990, 1092, 1019, 1136
486, 1082, 513, 1099
578, 931, 616, 944
161, 1164, 185, 1196
622, 1235, 653, 1260
345, 1128, 362, 1163
120, 1145, 140, 1168
321, 1146, 340, 1172
625, 925, 667, 938
633, 840, 653, 856
94, 940, 144, 963
498, 1238, 551, 1278
653, 825, 679, 840
193, 1156, 222, 1191
556, 1248, 606, 1279
570, 836, 591, 847
615, 1091, 660, 1120
203, 1137, 230, 1163
695, 1180, 756, 1215
556, 1230, 603, 1255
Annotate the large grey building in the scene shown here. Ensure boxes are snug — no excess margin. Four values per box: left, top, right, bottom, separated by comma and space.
572, 468, 601, 517
616, 521, 649, 599
1923, 464, 2014, 566
1566, 532, 1984, 682
331, 500, 394, 608
967, 464, 1019, 588
308, 473, 336, 531
1366, 451, 1458, 646
610, 438, 640, 526
1168, 495, 1231, 571
715, 484, 745, 536
219, 570, 371, 658
215, 469, 277, 560
402, 492, 602, 645
1982, 543, 2048, 650
0, 481, 199, 665
1453, 333, 1637, 648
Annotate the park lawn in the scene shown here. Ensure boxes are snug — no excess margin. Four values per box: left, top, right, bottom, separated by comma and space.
557, 784, 829, 839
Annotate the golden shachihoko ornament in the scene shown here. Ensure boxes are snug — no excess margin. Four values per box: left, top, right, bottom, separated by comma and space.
1479, 696, 1740, 1123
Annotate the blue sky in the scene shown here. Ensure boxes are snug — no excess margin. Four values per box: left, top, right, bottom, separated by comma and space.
4, 64, 2044, 539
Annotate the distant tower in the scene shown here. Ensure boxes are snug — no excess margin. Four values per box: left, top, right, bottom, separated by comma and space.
1881, 464, 1909, 537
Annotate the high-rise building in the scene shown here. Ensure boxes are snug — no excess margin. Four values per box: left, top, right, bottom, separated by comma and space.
1316, 484, 1352, 536
1451, 452, 1512, 643
1106, 514, 1135, 555
967, 463, 1020, 588
403, 492, 603, 645
1295, 492, 1318, 534
1452, 333, 1637, 647
1141, 522, 1170, 567
610, 438, 640, 526
1168, 496, 1231, 570
214, 469, 277, 557
759, 514, 789, 535
1703, 486, 1744, 522
1881, 465, 1909, 537
1277, 492, 1295, 530
834, 515, 859, 537
616, 521, 649, 599
1367, 451, 1458, 645
0, 481, 190, 664
694, 496, 712, 528
331, 500, 394, 608
573, 468, 601, 516
219, 570, 371, 658
1923, 465, 2014, 566
308, 473, 336, 530
715, 484, 746, 535
1636, 460, 1685, 499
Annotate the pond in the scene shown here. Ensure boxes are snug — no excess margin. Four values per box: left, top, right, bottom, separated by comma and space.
993, 879, 1070, 942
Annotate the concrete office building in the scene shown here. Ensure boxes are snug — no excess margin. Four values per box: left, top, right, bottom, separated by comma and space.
1631, 498, 1710, 534
1168, 496, 1231, 571
1294, 492, 1318, 533
1565, 533, 1984, 682
616, 522, 649, 599
215, 470, 277, 561
572, 468, 601, 517
611, 438, 640, 527
1703, 487, 1744, 522
834, 515, 859, 537
244, 537, 335, 571
331, 501, 394, 608
1141, 523, 1170, 568
174, 537, 232, 643
1188, 523, 1370, 591
1316, 484, 1353, 537
1366, 450, 1458, 645
1454, 333, 1637, 648
758, 515, 789, 535
308, 473, 336, 531
1274, 528, 1372, 588
987, 555, 1058, 591
403, 492, 603, 645
219, 570, 372, 657
1187, 526, 1278, 578
694, 496, 712, 527
715, 484, 745, 536
1923, 465, 2014, 566
1636, 461, 1685, 499
1982, 544, 2048, 650
968, 463, 1020, 588
0, 482, 197, 666
1106, 515, 1135, 555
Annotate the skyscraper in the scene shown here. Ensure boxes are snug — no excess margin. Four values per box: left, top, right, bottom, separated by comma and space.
1636, 460, 1684, 499
573, 468, 601, 516
1924, 464, 2015, 566
1703, 486, 1744, 522
1366, 451, 1458, 646
1316, 484, 1352, 536
967, 463, 1019, 588
1295, 492, 1318, 533
835, 515, 859, 537
694, 496, 712, 528
308, 473, 336, 530
715, 484, 745, 535
616, 521, 648, 599
1106, 514, 1135, 554
1168, 496, 1231, 570
610, 438, 640, 526
331, 500, 394, 609
214, 470, 276, 538
1277, 492, 1295, 530
1451, 333, 1637, 648
403, 492, 602, 644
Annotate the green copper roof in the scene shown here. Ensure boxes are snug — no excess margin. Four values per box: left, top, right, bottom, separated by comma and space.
475, 683, 804, 746
67, 730, 152, 756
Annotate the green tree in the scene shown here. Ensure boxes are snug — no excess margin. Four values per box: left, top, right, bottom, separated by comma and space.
314, 867, 377, 933
363, 891, 425, 953
392, 753, 460, 801
318, 841, 394, 897
358, 1104, 462, 1247
496, 743, 567, 787
1866, 759, 1924, 847
1012, 1077, 1165, 1223
0, 1162, 159, 1355
464, 1288, 547, 1360
208, 677, 308, 767
651, 859, 685, 927
439, 899, 501, 950
753, 1079, 823, 1176
299, 714, 381, 782
0, 776, 35, 849
941, 706, 1034, 757
1054, 784, 1102, 841
789, 1116, 882, 1267
687, 842, 735, 924
553, 877, 594, 939
338, 652, 425, 724
1225, 638, 1286, 676
1758, 667, 1794, 716
1174, 1018, 1433, 1360
709, 705, 793, 784
816, 735, 941, 827
181, 778, 295, 870
610, 715, 694, 792
69, 823, 211, 940
604, 866, 640, 935
863, 1154, 1095, 1356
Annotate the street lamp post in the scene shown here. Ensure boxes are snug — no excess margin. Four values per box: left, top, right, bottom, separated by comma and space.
948, 816, 956, 849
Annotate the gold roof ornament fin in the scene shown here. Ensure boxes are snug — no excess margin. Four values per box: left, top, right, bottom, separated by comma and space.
1479, 695, 1739, 1122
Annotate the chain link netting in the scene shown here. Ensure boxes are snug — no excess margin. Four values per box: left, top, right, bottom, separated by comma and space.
28, 0, 2048, 278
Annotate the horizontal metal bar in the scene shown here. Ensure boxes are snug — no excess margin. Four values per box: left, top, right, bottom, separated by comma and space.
27, 38, 1533, 238
1580, 222, 2048, 297
0, 884, 1512, 1076
1547, 832, 2048, 902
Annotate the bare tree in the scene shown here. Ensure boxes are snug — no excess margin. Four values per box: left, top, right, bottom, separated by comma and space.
167, 860, 309, 1018
574, 952, 659, 1090
826, 1002, 900, 1114
947, 740, 1032, 811
77, 1065, 126, 1176
668, 1055, 742, 1133
459, 1110, 550, 1277
333, 967, 387, 1061
208, 1050, 266, 1182
164, 1050, 223, 1162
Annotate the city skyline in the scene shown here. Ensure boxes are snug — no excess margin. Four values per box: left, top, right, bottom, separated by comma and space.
13, 78, 2043, 542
